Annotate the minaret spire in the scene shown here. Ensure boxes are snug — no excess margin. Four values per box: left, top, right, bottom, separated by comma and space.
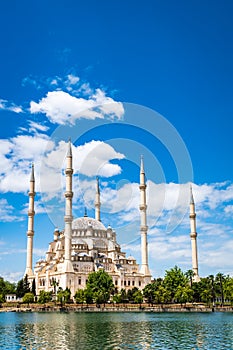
189, 184, 200, 282
139, 156, 151, 277
190, 184, 194, 204
95, 176, 101, 221
25, 163, 35, 277
63, 140, 74, 275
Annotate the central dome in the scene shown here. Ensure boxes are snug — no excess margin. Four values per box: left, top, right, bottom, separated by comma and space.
72, 216, 107, 231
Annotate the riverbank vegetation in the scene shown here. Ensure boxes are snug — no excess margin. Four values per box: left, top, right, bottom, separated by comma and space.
1, 266, 233, 307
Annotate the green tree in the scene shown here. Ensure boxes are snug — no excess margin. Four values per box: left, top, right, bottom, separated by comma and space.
163, 266, 188, 302
215, 273, 225, 306
200, 288, 212, 305
207, 275, 215, 306
112, 293, 122, 304
74, 289, 85, 304
185, 269, 195, 288
84, 287, 94, 304
93, 289, 106, 304
120, 289, 128, 304
22, 292, 34, 305
51, 278, 59, 295
154, 285, 171, 304
143, 283, 156, 305
127, 287, 140, 303
57, 288, 71, 305
223, 276, 233, 305
191, 281, 201, 302
38, 290, 52, 304
0, 277, 16, 298
86, 270, 114, 305
31, 279, 36, 296
0, 294, 5, 303
16, 275, 31, 298
23, 275, 31, 294
143, 280, 164, 305
16, 279, 24, 298
174, 285, 193, 305
133, 289, 143, 305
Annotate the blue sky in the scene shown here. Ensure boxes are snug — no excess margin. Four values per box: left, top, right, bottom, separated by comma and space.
1, 1, 233, 282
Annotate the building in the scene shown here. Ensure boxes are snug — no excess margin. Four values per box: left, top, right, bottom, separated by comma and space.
5, 294, 21, 303
25, 141, 152, 296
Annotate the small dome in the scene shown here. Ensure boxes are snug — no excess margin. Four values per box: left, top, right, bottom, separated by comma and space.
127, 255, 136, 261
72, 217, 106, 231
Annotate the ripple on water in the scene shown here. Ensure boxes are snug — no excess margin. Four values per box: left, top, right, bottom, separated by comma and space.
0, 312, 233, 349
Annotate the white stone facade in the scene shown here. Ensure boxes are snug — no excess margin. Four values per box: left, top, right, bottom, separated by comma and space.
34, 216, 151, 296
26, 142, 152, 297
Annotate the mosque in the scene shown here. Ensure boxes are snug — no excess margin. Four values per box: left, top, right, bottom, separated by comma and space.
24, 141, 200, 297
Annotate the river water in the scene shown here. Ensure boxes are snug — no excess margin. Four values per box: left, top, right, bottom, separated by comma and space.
0, 311, 233, 349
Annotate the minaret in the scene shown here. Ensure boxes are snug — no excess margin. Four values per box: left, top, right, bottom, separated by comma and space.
139, 156, 151, 276
190, 185, 200, 282
95, 176, 101, 221
25, 163, 35, 277
63, 140, 74, 274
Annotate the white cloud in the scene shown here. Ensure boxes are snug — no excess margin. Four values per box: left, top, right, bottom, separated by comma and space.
11, 134, 53, 161
200, 239, 233, 274
28, 121, 49, 134
1, 271, 23, 283
22, 76, 42, 89
73, 179, 233, 241
30, 89, 124, 125
0, 134, 54, 193
22, 73, 80, 92
0, 99, 23, 113
39, 140, 125, 202
21, 73, 124, 124
0, 135, 125, 204
73, 140, 125, 177
78, 82, 92, 95
20, 202, 53, 215
224, 204, 233, 215
66, 74, 80, 86
0, 139, 13, 171
34, 248, 47, 257
0, 199, 22, 222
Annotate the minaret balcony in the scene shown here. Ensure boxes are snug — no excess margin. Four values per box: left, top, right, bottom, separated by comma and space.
65, 191, 73, 198
65, 169, 73, 175
27, 230, 34, 237
28, 191, 35, 197
189, 213, 196, 219
64, 215, 73, 222
140, 225, 148, 232
190, 232, 197, 238
139, 184, 147, 190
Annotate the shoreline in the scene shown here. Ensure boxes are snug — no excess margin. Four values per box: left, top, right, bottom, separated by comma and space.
1, 304, 233, 313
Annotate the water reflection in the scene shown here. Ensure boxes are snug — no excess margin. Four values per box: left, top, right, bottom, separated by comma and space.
0, 312, 233, 349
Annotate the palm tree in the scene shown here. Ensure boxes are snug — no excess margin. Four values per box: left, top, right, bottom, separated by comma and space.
215, 273, 225, 306
185, 269, 195, 288
51, 278, 59, 295
207, 275, 215, 306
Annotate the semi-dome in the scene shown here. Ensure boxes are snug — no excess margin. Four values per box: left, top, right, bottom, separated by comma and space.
72, 216, 107, 231
127, 255, 136, 261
